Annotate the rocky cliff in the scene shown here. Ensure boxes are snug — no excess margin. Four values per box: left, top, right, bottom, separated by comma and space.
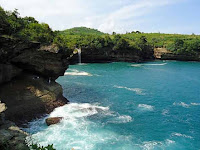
154, 48, 200, 61
70, 47, 154, 64
0, 36, 69, 149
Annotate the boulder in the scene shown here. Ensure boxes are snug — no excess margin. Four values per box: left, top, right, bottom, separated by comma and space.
45, 117, 63, 126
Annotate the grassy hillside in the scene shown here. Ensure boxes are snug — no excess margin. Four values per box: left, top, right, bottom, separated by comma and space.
59, 27, 105, 36
122, 32, 200, 48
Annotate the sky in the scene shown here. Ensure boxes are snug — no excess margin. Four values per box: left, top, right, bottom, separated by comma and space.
0, 0, 200, 34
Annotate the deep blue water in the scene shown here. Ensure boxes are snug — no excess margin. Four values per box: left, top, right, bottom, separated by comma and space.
25, 61, 200, 150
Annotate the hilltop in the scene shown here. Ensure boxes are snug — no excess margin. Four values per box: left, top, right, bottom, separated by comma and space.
59, 27, 105, 36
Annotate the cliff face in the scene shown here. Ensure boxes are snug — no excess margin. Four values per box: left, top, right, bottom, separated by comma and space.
70, 47, 154, 63
0, 36, 69, 149
0, 36, 69, 124
154, 48, 200, 61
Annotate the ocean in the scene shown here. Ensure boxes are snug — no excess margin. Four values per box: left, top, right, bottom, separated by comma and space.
25, 61, 200, 150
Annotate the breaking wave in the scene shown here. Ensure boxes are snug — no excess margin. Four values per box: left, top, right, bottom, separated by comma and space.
114, 85, 145, 95
172, 133, 193, 139
173, 102, 200, 108
138, 104, 154, 111
26, 103, 134, 150
64, 69, 92, 76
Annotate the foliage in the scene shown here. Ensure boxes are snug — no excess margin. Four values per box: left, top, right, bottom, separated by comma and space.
0, 6, 53, 45
1, 5, 200, 57
30, 144, 56, 150
59, 27, 105, 36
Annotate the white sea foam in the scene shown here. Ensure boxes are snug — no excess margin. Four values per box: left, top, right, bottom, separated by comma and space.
114, 85, 145, 95
49, 103, 109, 119
138, 104, 154, 111
172, 132, 193, 139
162, 109, 169, 116
131, 63, 167, 67
191, 103, 200, 106
173, 102, 200, 108
141, 139, 175, 150
173, 102, 190, 108
143, 63, 167, 66
26, 103, 134, 150
141, 141, 163, 150
64, 69, 92, 76
131, 64, 142, 67
108, 115, 133, 124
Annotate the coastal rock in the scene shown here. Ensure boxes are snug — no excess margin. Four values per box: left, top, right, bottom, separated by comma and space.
0, 121, 29, 150
0, 64, 22, 84
11, 50, 68, 80
0, 102, 6, 125
45, 117, 63, 126
154, 47, 200, 61
70, 47, 154, 64
0, 74, 68, 125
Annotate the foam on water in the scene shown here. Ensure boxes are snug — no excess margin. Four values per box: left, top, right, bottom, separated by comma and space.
114, 85, 145, 95
131, 63, 167, 67
141, 139, 175, 150
190, 103, 200, 106
26, 103, 135, 150
138, 104, 154, 111
171, 133, 193, 139
64, 69, 92, 76
173, 102, 190, 108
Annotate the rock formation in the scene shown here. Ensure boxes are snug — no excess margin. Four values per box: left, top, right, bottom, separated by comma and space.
45, 117, 63, 126
0, 36, 69, 149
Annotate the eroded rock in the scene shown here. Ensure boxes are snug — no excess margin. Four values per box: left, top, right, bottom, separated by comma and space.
45, 117, 63, 126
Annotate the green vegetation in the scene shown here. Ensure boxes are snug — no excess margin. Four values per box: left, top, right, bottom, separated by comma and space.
59, 27, 105, 36
123, 32, 200, 55
1, 5, 200, 58
0, 6, 54, 45
30, 144, 55, 150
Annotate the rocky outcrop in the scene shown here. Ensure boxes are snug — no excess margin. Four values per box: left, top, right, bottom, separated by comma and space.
70, 47, 154, 64
45, 117, 63, 126
0, 121, 29, 150
154, 47, 200, 61
0, 36, 69, 124
0, 36, 69, 149
0, 74, 68, 125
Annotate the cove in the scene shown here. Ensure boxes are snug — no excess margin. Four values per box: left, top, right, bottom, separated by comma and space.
24, 61, 200, 150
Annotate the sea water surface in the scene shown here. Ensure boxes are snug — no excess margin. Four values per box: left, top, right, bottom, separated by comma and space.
25, 61, 200, 150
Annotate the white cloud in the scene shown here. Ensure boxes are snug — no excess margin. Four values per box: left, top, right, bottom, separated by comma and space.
0, 0, 184, 33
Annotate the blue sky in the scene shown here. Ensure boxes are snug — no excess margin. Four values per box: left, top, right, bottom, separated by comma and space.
0, 0, 199, 34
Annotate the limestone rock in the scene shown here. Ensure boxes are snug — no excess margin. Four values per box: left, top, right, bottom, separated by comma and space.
45, 117, 63, 126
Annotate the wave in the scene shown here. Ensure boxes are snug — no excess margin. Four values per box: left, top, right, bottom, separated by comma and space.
114, 85, 145, 95
173, 102, 190, 108
131, 63, 167, 67
138, 104, 154, 111
141, 139, 175, 150
107, 115, 133, 124
172, 132, 193, 139
131, 64, 142, 67
143, 63, 167, 66
64, 69, 92, 76
162, 109, 169, 116
26, 103, 135, 150
191, 103, 200, 106
49, 103, 109, 119
173, 102, 200, 108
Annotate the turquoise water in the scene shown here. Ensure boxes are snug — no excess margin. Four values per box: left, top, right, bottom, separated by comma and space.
25, 61, 200, 150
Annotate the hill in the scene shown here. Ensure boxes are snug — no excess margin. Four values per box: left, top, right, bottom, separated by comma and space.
59, 27, 105, 36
